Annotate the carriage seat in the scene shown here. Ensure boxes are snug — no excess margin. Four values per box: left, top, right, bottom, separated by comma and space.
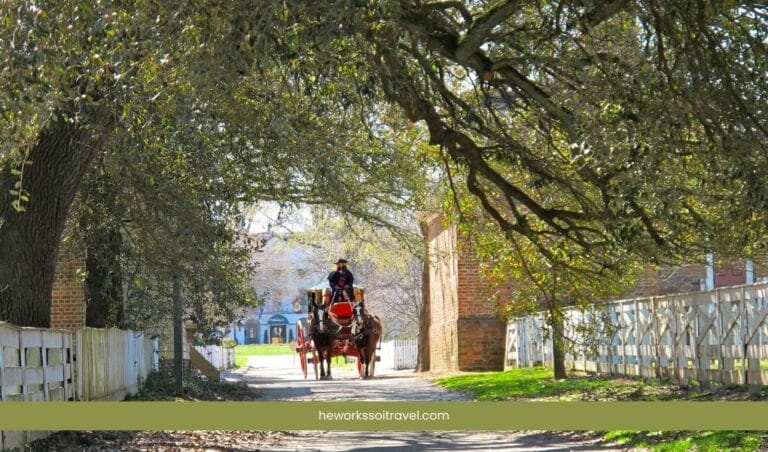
328, 301, 355, 326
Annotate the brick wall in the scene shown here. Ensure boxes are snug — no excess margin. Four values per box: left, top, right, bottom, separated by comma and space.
425, 215, 506, 372
455, 231, 506, 371
622, 258, 768, 300
622, 264, 707, 298
425, 214, 459, 372
50, 250, 86, 330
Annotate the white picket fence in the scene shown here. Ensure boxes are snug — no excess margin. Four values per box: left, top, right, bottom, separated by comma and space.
193, 345, 235, 371
506, 282, 768, 392
0, 323, 159, 450
378, 338, 418, 370
393, 339, 418, 369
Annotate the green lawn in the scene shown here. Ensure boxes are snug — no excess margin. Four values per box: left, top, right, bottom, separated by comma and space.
604, 430, 763, 452
234, 344, 293, 367
234, 345, 357, 370
435, 367, 767, 451
435, 367, 624, 401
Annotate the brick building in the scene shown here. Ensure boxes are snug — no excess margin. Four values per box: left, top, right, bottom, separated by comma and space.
424, 214, 768, 372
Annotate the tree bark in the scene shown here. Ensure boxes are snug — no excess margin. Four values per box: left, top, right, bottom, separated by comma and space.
549, 301, 567, 379
0, 113, 109, 327
85, 227, 124, 328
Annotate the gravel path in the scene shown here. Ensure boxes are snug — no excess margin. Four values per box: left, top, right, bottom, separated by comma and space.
31, 357, 625, 451
233, 355, 622, 451
239, 355, 467, 401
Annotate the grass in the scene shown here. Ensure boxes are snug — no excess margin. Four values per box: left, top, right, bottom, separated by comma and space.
234, 344, 293, 367
434, 367, 636, 401
435, 368, 767, 451
234, 344, 358, 371
604, 430, 763, 451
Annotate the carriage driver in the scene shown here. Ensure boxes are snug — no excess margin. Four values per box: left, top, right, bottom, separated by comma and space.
328, 259, 356, 304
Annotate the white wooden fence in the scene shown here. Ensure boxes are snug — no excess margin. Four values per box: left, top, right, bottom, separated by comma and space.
77, 328, 155, 401
0, 323, 74, 450
506, 282, 768, 392
378, 339, 418, 370
393, 339, 418, 369
1, 324, 158, 450
193, 345, 235, 371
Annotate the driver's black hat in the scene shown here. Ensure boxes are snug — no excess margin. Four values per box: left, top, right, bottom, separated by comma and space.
335, 259, 348, 264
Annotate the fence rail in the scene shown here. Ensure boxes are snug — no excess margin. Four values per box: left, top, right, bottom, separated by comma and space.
506, 282, 768, 391
193, 345, 234, 371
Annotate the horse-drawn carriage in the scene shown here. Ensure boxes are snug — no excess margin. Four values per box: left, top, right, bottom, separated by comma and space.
295, 284, 381, 380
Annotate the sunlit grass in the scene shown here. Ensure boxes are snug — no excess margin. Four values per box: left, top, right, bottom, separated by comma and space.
604, 430, 763, 451
435, 367, 623, 400
436, 368, 766, 451
234, 344, 293, 367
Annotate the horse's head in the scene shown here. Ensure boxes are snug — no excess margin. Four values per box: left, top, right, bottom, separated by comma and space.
353, 303, 367, 336
353, 303, 364, 322
313, 301, 328, 334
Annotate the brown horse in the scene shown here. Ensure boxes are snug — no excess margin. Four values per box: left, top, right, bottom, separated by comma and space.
310, 300, 336, 380
353, 304, 381, 379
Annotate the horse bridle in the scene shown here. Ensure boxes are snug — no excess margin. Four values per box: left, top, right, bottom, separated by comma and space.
311, 301, 327, 334
353, 303, 368, 338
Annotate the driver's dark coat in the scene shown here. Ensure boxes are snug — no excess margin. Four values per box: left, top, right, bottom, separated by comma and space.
328, 268, 354, 290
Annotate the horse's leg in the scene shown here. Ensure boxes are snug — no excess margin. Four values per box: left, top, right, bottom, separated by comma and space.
361, 347, 369, 379
318, 345, 326, 379
326, 345, 333, 380
366, 347, 372, 379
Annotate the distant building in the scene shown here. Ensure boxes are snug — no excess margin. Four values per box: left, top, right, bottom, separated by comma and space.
230, 235, 327, 344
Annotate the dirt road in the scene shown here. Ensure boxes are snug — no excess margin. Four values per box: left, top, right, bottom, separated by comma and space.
33, 356, 624, 451
233, 355, 622, 451
239, 355, 466, 401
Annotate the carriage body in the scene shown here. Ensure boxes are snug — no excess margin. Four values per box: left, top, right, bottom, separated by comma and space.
295, 284, 379, 379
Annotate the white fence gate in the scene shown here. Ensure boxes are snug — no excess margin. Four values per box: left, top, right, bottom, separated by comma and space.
506, 282, 768, 393
193, 345, 235, 371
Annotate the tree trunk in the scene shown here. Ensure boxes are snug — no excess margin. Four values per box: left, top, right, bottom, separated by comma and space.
416, 221, 431, 372
549, 302, 567, 379
85, 228, 124, 328
0, 113, 108, 327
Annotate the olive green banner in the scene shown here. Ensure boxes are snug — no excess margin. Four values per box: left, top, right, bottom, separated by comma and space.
1, 402, 768, 431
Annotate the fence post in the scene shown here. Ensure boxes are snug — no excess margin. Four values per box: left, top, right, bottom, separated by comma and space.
716, 289, 727, 385
152, 337, 160, 371
694, 298, 708, 390
634, 299, 641, 378
651, 297, 661, 379
745, 286, 761, 396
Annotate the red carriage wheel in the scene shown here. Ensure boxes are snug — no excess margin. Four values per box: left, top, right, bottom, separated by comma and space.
296, 320, 308, 379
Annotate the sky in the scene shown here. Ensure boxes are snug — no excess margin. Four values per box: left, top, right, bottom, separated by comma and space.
246, 202, 311, 234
